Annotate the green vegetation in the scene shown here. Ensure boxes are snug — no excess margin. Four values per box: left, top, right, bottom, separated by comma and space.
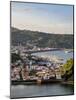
61, 58, 74, 82
11, 27, 73, 49
29, 69, 37, 76
11, 53, 22, 63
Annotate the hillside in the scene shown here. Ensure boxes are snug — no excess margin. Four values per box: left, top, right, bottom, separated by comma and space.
11, 27, 74, 49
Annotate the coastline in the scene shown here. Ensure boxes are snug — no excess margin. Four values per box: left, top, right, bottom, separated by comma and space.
11, 79, 74, 86
61, 81, 74, 85
11, 79, 62, 85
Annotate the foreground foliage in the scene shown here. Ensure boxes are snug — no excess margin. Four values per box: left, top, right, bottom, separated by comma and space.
61, 58, 74, 81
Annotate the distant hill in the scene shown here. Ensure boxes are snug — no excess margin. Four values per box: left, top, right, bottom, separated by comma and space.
11, 27, 74, 49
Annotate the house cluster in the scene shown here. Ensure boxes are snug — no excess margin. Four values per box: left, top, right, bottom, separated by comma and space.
11, 60, 62, 81
11, 45, 63, 81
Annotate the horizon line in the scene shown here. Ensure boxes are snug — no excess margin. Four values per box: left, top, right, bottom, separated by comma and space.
11, 26, 73, 35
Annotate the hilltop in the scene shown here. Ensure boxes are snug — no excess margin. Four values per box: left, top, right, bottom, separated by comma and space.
11, 27, 74, 49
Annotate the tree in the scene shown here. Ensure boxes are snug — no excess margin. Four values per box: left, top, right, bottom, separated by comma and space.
61, 58, 74, 81
29, 69, 36, 76
11, 53, 22, 63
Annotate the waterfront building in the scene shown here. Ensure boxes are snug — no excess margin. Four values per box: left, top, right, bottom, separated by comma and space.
54, 68, 61, 79
11, 66, 21, 80
21, 64, 29, 80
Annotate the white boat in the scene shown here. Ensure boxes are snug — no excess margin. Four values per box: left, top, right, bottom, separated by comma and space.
65, 50, 73, 53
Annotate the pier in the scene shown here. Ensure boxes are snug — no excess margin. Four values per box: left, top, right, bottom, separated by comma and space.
11, 79, 62, 85
23, 48, 63, 54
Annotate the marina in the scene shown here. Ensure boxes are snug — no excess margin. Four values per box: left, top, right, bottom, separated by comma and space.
11, 50, 74, 98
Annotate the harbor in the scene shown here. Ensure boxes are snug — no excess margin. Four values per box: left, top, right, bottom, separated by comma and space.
11, 45, 74, 98
10, 2, 74, 98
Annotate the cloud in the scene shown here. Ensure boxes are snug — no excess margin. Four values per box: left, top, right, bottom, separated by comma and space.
11, 2, 73, 34
12, 8, 32, 13
12, 5, 49, 14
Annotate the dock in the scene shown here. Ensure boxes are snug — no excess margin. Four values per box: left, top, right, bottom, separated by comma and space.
11, 79, 62, 85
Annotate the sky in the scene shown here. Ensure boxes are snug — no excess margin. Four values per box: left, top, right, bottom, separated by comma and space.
11, 2, 73, 34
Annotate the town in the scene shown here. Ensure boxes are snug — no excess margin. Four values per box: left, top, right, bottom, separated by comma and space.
11, 45, 65, 84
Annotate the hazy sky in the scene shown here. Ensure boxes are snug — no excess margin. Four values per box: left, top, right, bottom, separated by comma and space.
11, 2, 73, 34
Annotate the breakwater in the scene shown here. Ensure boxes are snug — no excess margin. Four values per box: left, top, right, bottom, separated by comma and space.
11, 79, 62, 85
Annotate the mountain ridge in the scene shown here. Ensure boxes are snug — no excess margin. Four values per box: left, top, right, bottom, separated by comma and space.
11, 27, 74, 49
